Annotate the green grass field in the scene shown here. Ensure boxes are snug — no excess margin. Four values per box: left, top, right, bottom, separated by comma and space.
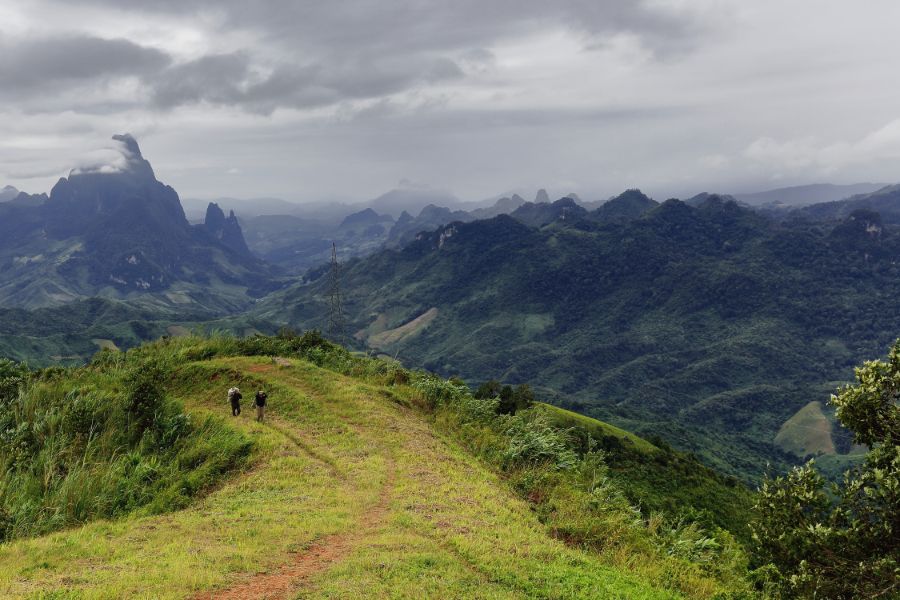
0, 354, 695, 599
773, 400, 835, 457
537, 403, 660, 454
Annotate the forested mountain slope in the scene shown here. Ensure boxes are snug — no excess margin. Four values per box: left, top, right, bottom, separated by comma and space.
0, 135, 274, 311
259, 196, 900, 480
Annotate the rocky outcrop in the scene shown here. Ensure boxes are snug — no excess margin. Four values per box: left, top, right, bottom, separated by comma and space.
510, 196, 588, 228
0, 134, 269, 300
387, 204, 470, 247
339, 207, 394, 230
204, 203, 252, 256
0, 186, 19, 202
45, 134, 189, 239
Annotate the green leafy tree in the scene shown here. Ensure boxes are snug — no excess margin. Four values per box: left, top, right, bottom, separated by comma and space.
479, 382, 535, 415
751, 341, 900, 598
123, 363, 166, 439
474, 379, 502, 400
511, 383, 535, 413
498, 385, 516, 414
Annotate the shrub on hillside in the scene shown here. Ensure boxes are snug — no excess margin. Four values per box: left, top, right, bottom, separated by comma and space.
0, 350, 251, 542
751, 340, 900, 599
475, 380, 535, 415
0, 359, 28, 403
499, 415, 577, 470
124, 363, 166, 439
409, 368, 755, 597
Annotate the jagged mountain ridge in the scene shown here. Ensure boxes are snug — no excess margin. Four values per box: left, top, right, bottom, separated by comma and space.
203, 202, 253, 257
226, 188, 657, 272
793, 184, 900, 224
242, 193, 531, 272
0, 186, 19, 202
733, 182, 888, 208
256, 194, 900, 480
3, 146, 900, 483
0, 134, 273, 310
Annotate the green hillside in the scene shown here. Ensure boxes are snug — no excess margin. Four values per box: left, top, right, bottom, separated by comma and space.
0, 334, 753, 598
0, 297, 271, 366
256, 198, 900, 481
537, 404, 751, 537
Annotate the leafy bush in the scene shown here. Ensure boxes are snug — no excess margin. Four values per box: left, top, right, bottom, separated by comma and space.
751, 340, 900, 599
499, 415, 578, 470
123, 363, 166, 439
408, 368, 753, 598
475, 380, 535, 415
0, 349, 251, 542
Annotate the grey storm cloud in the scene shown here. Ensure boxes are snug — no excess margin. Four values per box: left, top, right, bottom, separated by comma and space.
0, 30, 466, 114
77, 0, 702, 51
0, 35, 170, 92
150, 52, 465, 113
4, 1, 900, 204
46, 0, 707, 114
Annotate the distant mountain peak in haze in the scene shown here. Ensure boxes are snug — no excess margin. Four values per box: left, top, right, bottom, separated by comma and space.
0, 185, 19, 202
733, 182, 889, 208
111, 133, 142, 158
593, 188, 659, 223
367, 187, 460, 219
534, 188, 550, 203
0, 134, 272, 308
204, 202, 252, 256
340, 207, 393, 229
68, 133, 156, 181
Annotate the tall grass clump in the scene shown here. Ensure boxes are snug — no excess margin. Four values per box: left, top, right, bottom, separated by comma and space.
0, 350, 251, 542
408, 369, 754, 598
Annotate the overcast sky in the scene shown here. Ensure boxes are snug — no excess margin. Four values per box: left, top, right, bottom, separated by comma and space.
1, 1, 900, 203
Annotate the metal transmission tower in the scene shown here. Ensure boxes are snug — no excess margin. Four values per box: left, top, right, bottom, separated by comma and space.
327, 242, 345, 342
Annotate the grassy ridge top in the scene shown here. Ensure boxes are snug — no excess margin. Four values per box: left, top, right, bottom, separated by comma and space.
537, 404, 752, 538
0, 335, 755, 598
537, 404, 659, 453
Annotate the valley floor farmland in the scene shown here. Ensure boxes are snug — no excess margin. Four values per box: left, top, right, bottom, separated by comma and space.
0, 356, 681, 599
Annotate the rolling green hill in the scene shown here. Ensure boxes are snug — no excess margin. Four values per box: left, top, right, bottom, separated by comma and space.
0, 297, 277, 366
256, 196, 900, 481
0, 334, 753, 599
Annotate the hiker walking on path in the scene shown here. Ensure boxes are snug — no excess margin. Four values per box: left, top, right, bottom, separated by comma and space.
255, 389, 268, 422
228, 387, 242, 416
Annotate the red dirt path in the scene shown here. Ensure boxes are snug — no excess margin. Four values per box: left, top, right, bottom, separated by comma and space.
191, 463, 394, 600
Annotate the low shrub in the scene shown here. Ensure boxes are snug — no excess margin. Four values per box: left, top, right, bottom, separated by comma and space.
0, 349, 251, 542
406, 368, 755, 598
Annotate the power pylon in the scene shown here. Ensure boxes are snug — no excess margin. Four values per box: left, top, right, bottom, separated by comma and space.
327, 242, 344, 342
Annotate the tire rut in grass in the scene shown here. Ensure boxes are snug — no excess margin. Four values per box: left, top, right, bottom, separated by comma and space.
265, 417, 346, 480
191, 452, 396, 600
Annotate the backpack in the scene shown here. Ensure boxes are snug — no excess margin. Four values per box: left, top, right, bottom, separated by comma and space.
228, 387, 241, 401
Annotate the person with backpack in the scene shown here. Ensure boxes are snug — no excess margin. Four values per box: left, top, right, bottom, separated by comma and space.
255, 390, 268, 422
228, 387, 242, 416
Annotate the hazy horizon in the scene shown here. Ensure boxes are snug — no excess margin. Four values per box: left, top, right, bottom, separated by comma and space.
3, 2, 900, 203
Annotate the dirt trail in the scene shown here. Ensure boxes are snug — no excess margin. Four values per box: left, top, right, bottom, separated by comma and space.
191, 461, 395, 600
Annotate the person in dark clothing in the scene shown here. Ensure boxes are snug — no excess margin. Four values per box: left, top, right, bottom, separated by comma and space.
255, 390, 267, 422
228, 387, 242, 416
